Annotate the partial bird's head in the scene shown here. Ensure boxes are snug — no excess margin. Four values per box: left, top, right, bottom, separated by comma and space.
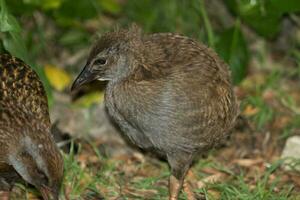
71, 25, 144, 91
9, 134, 64, 200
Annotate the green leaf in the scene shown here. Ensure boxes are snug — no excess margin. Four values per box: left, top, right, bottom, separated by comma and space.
54, 0, 101, 23
216, 21, 249, 85
0, 0, 27, 60
0, 0, 21, 32
271, 0, 300, 13
199, 0, 215, 47
225, 0, 300, 38
3, 32, 28, 62
5, 0, 36, 15
98, 0, 121, 14
23, 0, 62, 10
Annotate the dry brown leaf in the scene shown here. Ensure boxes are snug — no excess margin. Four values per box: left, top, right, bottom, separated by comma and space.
291, 174, 300, 188
77, 154, 99, 169
242, 105, 259, 116
200, 167, 222, 175
272, 116, 291, 129
197, 172, 227, 189
232, 158, 264, 167
262, 89, 275, 101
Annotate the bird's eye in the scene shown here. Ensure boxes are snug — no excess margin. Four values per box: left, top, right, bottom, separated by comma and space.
94, 58, 107, 65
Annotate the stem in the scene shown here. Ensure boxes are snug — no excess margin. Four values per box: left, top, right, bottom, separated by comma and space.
199, 0, 215, 47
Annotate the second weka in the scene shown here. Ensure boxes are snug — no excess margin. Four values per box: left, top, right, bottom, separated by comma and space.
72, 26, 239, 200
0, 54, 64, 200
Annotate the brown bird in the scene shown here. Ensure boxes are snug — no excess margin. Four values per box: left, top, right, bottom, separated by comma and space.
0, 54, 64, 200
72, 26, 239, 200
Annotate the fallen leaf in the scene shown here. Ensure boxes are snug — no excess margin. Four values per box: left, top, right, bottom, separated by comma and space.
262, 89, 275, 101
44, 64, 71, 91
233, 158, 264, 167
201, 167, 222, 175
272, 116, 291, 129
74, 91, 104, 107
290, 174, 300, 188
243, 105, 260, 116
197, 173, 227, 189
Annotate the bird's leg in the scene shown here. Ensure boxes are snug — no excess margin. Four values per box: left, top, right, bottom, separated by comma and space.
169, 174, 183, 200
0, 191, 10, 200
182, 169, 196, 200
183, 179, 196, 200
168, 153, 193, 200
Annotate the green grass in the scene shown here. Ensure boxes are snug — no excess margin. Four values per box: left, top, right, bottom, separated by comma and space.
58, 150, 300, 200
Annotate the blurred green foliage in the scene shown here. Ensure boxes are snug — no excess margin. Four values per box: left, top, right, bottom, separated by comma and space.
0, 0, 299, 86
0, 0, 25, 58
227, 0, 300, 38
215, 20, 249, 84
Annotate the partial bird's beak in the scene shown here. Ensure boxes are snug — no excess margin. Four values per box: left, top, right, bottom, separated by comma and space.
39, 185, 59, 200
71, 64, 96, 91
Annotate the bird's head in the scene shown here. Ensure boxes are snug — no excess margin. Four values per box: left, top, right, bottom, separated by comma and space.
71, 25, 144, 91
9, 135, 64, 200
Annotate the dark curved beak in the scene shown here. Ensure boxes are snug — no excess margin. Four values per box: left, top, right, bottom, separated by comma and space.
40, 185, 59, 200
71, 64, 97, 91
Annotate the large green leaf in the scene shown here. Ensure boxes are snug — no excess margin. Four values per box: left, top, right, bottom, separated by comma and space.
225, 0, 300, 38
3, 32, 28, 62
0, 0, 28, 61
216, 22, 249, 84
0, 0, 21, 32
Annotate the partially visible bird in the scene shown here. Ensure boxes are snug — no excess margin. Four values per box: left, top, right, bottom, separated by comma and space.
0, 54, 64, 200
72, 25, 239, 200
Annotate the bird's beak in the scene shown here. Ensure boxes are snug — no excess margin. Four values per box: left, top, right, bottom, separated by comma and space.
39, 185, 59, 200
71, 64, 96, 91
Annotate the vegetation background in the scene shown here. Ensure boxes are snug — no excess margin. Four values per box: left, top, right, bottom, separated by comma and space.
0, 0, 300, 199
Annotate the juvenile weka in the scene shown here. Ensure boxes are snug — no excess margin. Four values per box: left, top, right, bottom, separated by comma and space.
0, 54, 64, 200
72, 26, 239, 200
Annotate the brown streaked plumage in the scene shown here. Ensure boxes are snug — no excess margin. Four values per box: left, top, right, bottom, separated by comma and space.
72, 25, 239, 200
0, 54, 64, 200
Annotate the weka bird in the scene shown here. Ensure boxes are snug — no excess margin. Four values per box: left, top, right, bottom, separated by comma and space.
72, 26, 239, 200
0, 54, 64, 200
